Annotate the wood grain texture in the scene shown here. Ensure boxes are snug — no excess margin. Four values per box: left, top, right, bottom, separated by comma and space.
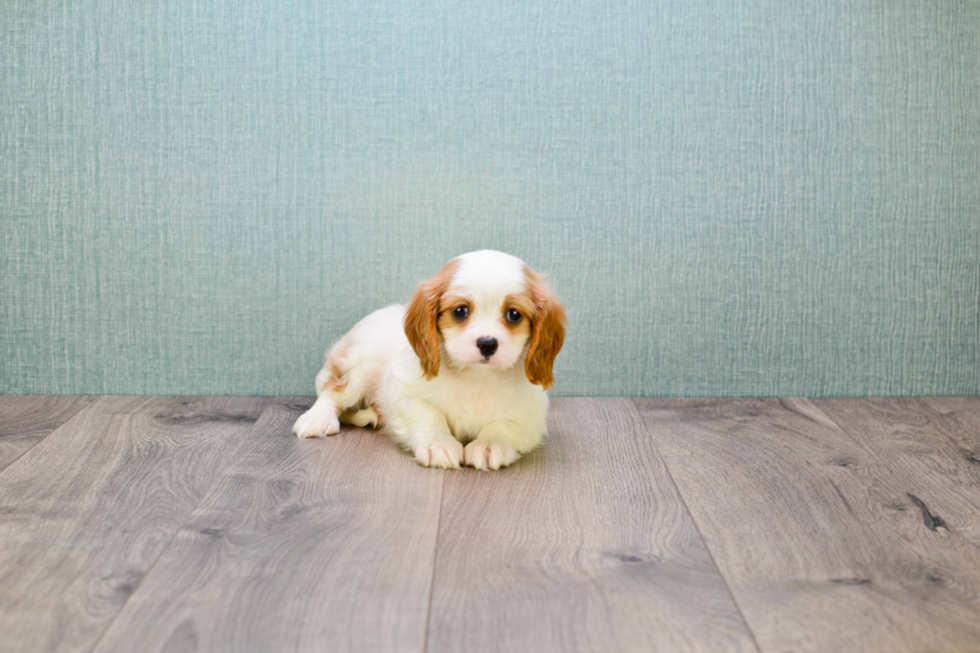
427, 398, 758, 653
0, 395, 269, 653
0, 395, 95, 471
814, 396, 980, 549
916, 396, 980, 452
635, 397, 980, 653
91, 399, 445, 653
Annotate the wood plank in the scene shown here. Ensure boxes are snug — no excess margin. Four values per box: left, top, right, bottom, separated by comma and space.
814, 396, 980, 548
915, 396, 980, 452
0, 395, 96, 471
427, 398, 758, 653
0, 395, 269, 653
91, 399, 444, 653
635, 397, 980, 653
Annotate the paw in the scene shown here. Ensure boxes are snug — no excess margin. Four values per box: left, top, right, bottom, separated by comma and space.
414, 440, 464, 469
464, 441, 518, 471
293, 408, 340, 439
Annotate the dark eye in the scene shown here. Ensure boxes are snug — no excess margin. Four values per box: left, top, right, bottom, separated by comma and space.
452, 306, 469, 320
505, 309, 522, 324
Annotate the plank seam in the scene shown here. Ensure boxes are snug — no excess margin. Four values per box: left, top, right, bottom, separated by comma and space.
0, 395, 99, 476
630, 398, 765, 653
421, 471, 447, 653
83, 397, 275, 653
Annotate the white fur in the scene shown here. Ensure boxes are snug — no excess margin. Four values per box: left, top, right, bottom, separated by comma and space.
293, 250, 550, 471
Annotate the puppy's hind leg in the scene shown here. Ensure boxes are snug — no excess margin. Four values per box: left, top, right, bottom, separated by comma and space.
339, 406, 381, 428
293, 346, 355, 439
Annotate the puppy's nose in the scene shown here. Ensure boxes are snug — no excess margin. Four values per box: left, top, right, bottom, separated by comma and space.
476, 337, 498, 358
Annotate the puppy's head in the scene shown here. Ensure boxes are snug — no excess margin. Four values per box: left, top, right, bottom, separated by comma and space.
404, 250, 566, 388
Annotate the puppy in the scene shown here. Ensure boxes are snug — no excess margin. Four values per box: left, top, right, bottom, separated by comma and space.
292, 250, 566, 470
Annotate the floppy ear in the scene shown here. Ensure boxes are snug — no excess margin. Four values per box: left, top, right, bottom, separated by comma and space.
524, 268, 567, 389
404, 259, 459, 380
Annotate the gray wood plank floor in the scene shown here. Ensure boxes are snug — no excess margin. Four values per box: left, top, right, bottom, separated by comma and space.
0, 395, 95, 472
813, 397, 980, 548
0, 395, 978, 653
635, 397, 980, 653
428, 398, 757, 653
0, 396, 270, 653
92, 399, 444, 653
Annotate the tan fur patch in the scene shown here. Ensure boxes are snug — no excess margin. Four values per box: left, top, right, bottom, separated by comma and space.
439, 293, 471, 313
438, 294, 471, 332
323, 340, 350, 393
371, 401, 385, 427
404, 258, 461, 379
502, 293, 535, 337
522, 265, 567, 389
437, 309, 462, 332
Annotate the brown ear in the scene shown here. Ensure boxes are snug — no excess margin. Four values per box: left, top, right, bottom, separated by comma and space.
524, 268, 567, 389
404, 259, 460, 379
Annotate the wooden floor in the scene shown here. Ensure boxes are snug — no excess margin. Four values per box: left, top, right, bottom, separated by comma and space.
1, 396, 979, 653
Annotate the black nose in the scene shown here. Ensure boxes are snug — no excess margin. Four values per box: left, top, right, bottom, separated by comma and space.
476, 337, 498, 358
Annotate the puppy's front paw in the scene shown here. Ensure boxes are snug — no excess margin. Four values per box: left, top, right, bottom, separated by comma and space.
464, 441, 518, 471
415, 440, 463, 469
293, 408, 340, 439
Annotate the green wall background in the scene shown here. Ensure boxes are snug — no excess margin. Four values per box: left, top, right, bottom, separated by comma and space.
2, 1, 978, 396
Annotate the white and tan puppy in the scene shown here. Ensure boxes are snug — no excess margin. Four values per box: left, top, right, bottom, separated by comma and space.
293, 250, 566, 470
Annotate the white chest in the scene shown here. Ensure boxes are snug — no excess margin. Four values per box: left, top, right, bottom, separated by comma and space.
426, 369, 545, 441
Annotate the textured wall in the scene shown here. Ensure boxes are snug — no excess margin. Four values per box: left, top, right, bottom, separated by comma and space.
2, 1, 978, 396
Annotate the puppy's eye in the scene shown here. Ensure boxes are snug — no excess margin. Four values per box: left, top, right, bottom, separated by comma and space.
505, 309, 523, 324
452, 306, 469, 320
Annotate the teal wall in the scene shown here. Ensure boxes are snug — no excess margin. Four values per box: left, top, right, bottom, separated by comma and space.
2, 1, 979, 397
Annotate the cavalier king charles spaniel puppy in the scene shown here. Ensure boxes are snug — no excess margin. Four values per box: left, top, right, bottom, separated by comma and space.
293, 250, 566, 470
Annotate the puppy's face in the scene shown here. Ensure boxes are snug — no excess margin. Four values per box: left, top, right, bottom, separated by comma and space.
404, 250, 566, 388
437, 262, 535, 370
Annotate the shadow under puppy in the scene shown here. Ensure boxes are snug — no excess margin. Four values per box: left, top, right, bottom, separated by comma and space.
293, 250, 566, 470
